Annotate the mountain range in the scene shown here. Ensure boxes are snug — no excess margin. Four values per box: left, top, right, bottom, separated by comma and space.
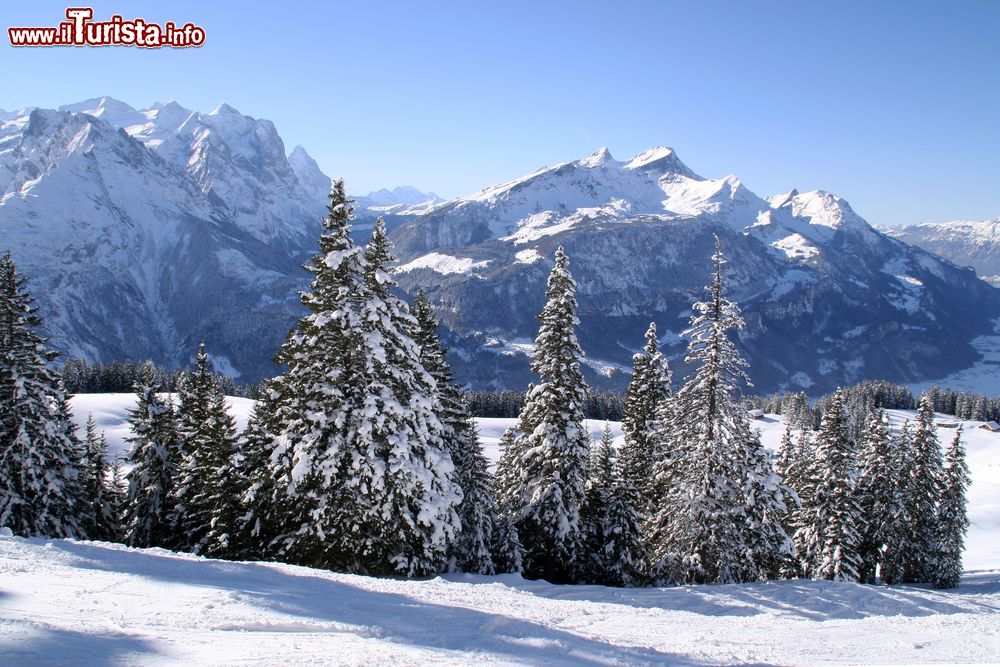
884, 219, 1000, 288
1, 97, 998, 393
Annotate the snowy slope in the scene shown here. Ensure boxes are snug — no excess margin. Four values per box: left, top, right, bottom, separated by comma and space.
66, 395, 1000, 571
2, 536, 999, 666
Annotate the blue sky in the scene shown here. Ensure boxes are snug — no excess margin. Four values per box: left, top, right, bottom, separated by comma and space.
2, 0, 997, 226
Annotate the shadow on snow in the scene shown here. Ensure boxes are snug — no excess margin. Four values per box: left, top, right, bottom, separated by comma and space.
35, 540, 773, 667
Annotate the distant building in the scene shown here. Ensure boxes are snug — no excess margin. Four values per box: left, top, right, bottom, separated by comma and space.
935, 420, 960, 428
748, 409, 766, 420
980, 421, 1000, 432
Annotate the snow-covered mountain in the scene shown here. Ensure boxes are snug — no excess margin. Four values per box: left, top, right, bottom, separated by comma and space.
0, 98, 427, 380
390, 147, 1000, 393
3, 99, 998, 392
885, 218, 1000, 287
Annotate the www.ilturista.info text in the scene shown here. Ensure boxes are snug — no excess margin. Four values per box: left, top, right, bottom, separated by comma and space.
8, 8, 205, 48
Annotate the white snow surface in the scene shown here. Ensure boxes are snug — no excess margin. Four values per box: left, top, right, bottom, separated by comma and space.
3, 396, 995, 665
394, 252, 491, 276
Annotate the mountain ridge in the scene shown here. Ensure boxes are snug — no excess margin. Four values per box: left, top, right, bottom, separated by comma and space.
2, 98, 998, 392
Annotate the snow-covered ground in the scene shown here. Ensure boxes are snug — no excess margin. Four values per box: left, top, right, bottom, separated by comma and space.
1, 537, 999, 665
1, 394, 990, 665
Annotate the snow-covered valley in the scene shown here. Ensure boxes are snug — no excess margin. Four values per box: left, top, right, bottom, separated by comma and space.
1, 394, 996, 665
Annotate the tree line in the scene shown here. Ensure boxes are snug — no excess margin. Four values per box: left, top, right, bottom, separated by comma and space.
0, 183, 973, 589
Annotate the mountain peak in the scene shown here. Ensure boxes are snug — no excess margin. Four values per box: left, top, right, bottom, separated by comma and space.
578, 146, 616, 168
623, 145, 695, 177
209, 102, 242, 117
769, 188, 799, 208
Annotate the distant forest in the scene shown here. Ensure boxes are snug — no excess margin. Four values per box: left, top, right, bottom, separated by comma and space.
62, 359, 999, 425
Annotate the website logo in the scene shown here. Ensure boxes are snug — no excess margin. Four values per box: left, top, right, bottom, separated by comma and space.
8, 7, 206, 48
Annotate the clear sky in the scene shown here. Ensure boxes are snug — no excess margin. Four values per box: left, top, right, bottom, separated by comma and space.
2, 0, 997, 226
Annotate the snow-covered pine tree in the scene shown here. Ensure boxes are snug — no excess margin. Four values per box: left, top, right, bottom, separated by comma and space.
412, 290, 495, 574
172, 343, 241, 556
509, 247, 590, 584
796, 390, 862, 581
264, 181, 373, 567
904, 394, 944, 583
620, 323, 672, 504
339, 219, 461, 576
933, 426, 970, 589
582, 422, 614, 583
879, 422, 913, 584
644, 236, 758, 585
270, 208, 461, 576
584, 422, 645, 586
742, 427, 795, 581
233, 379, 284, 560
81, 413, 121, 542
855, 409, 907, 584
0, 251, 82, 538
492, 427, 525, 573
108, 456, 128, 534
123, 361, 180, 549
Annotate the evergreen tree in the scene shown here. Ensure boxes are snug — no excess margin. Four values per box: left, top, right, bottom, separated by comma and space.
233, 379, 284, 560
412, 289, 496, 574
855, 409, 907, 584
796, 390, 862, 581
934, 427, 970, 589
0, 251, 82, 538
742, 427, 795, 580
584, 422, 645, 586
263, 179, 368, 567
492, 427, 525, 574
267, 199, 460, 576
904, 395, 944, 582
880, 423, 913, 584
172, 343, 241, 556
509, 247, 590, 584
81, 414, 121, 541
645, 236, 767, 585
620, 323, 671, 502
123, 362, 179, 548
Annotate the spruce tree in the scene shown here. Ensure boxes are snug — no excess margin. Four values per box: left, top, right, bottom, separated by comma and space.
620, 322, 671, 502
81, 414, 121, 542
0, 251, 82, 538
645, 236, 767, 585
880, 424, 912, 584
796, 390, 862, 581
172, 343, 241, 556
265, 179, 364, 567
904, 395, 944, 582
492, 427, 525, 574
742, 427, 795, 580
267, 203, 461, 576
412, 290, 495, 574
934, 427, 970, 589
233, 379, 284, 560
855, 409, 907, 583
584, 422, 645, 586
509, 247, 590, 584
123, 362, 179, 548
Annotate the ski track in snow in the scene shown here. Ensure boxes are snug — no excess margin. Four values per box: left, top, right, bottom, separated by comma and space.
0, 395, 991, 665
